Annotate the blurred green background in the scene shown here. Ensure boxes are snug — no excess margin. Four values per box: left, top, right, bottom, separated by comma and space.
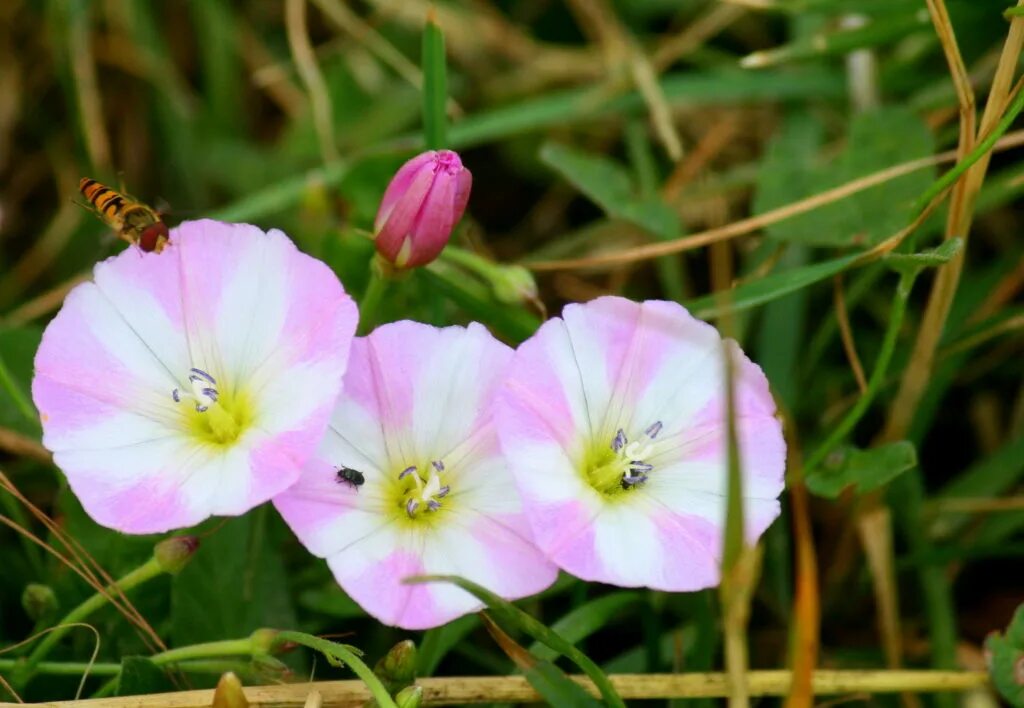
1, 0, 1024, 704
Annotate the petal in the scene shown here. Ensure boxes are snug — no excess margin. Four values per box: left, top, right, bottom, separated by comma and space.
320, 507, 556, 630
451, 168, 472, 223
374, 152, 437, 232
496, 296, 786, 590
55, 435, 258, 534
276, 320, 555, 628
34, 220, 355, 533
374, 166, 436, 263
402, 171, 456, 267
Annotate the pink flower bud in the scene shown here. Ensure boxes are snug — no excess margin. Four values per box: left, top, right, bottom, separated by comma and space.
374, 150, 472, 268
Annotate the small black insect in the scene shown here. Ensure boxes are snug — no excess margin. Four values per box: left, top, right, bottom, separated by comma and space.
335, 466, 365, 490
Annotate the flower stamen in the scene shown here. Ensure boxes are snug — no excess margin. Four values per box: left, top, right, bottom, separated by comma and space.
587, 421, 663, 495
398, 461, 450, 519
172, 368, 220, 413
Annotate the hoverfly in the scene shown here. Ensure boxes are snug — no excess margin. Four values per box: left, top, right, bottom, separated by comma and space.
335, 466, 365, 490
79, 177, 170, 254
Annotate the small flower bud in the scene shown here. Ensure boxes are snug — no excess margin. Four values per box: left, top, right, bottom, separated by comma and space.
374, 150, 472, 268
249, 628, 282, 655
373, 639, 417, 693
212, 672, 249, 708
394, 686, 423, 708
490, 264, 539, 306
21, 583, 58, 621
153, 535, 199, 575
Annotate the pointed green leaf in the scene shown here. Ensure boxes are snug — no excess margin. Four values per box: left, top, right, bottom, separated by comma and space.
528, 592, 642, 662
408, 574, 625, 708
985, 604, 1024, 707
117, 656, 175, 696
540, 142, 680, 240
422, 12, 448, 149
685, 251, 863, 319
805, 441, 917, 499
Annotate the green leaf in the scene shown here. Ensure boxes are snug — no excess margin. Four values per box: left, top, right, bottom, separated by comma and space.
540, 142, 680, 240
298, 584, 365, 619
480, 612, 602, 708
528, 592, 642, 662
422, 12, 447, 149
0, 325, 42, 433
418, 615, 479, 676
446, 68, 844, 149
171, 513, 296, 646
758, 107, 933, 246
805, 441, 918, 499
117, 656, 175, 696
685, 251, 863, 319
753, 112, 827, 244
985, 603, 1024, 707
408, 575, 626, 708
832, 107, 934, 245
524, 660, 604, 707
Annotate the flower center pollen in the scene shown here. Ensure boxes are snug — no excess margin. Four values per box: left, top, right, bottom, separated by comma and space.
172, 368, 250, 445
397, 460, 451, 519
585, 421, 663, 496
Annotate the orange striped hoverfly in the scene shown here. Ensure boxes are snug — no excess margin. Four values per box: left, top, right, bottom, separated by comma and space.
78, 178, 170, 253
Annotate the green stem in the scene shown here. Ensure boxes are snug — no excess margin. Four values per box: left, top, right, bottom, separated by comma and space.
897, 471, 959, 708
17, 556, 166, 686
804, 269, 919, 472
150, 638, 257, 666
358, 260, 389, 334
0, 657, 252, 678
913, 78, 1024, 214
0, 353, 37, 425
276, 631, 398, 708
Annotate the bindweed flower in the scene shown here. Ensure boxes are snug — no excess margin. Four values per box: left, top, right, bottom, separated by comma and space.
495, 297, 785, 591
33, 220, 357, 534
274, 320, 556, 629
373, 150, 472, 268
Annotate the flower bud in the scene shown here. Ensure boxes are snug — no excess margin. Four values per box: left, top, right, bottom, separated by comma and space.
490, 264, 539, 306
373, 639, 417, 694
394, 686, 423, 708
22, 583, 58, 621
249, 628, 282, 655
374, 150, 472, 268
153, 535, 199, 575
212, 672, 249, 708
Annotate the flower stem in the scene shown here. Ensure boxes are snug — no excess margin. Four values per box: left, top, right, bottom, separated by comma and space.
0, 658, 251, 678
804, 269, 919, 472
358, 258, 389, 334
276, 630, 398, 708
17, 555, 166, 686
88, 636, 271, 699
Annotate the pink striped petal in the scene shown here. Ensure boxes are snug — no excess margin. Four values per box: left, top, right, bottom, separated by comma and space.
34, 220, 356, 533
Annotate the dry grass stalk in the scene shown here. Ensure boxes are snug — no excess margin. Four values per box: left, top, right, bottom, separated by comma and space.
525, 128, 1024, 272
0, 670, 991, 708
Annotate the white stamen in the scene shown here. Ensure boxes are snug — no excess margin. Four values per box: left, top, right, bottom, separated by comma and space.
172, 367, 220, 413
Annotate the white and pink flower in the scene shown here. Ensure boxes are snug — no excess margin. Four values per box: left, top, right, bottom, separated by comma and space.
33, 220, 357, 534
495, 296, 785, 591
274, 320, 557, 629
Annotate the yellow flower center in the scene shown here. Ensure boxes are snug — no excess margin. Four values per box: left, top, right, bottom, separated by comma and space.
173, 368, 254, 447
582, 422, 662, 498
